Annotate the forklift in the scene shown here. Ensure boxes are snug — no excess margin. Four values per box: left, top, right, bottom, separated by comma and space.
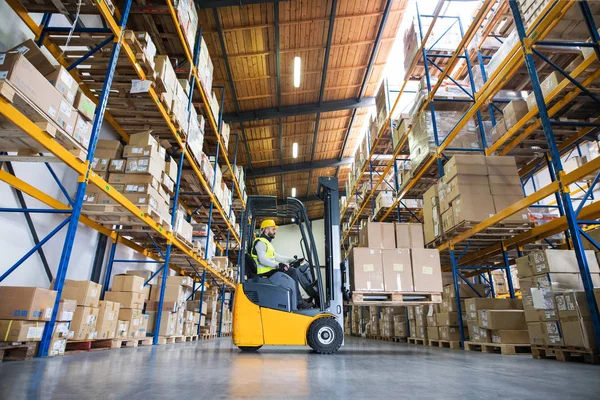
232, 177, 346, 354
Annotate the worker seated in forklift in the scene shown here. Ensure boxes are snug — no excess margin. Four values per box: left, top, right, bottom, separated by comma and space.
251, 219, 314, 309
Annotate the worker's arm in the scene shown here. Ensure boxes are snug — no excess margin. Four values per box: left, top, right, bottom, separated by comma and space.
255, 241, 279, 268
275, 252, 295, 264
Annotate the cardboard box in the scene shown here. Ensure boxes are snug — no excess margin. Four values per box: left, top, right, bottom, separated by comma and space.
436, 312, 461, 327
109, 159, 126, 173
71, 306, 99, 340
49, 337, 67, 357
157, 276, 194, 289
444, 283, 486, 299
9, 39, 56, 75
485, 156, 519, 176
478, 310, 526, 330
61, 280, 102, 307
46, 66, 78, 104
112, 274, 145, 293
109, 173, 161, 190
349, 248, 384, 291
452, 193, 496, 224
96, 301, 120, 339
0, 286, 57, 321
493, 195, 529, 223
544, 320, 563, 345
445, 174, 491, 205
526, 71, 559, 110
0, 320, 45, 341
527, 322, 545, 345
382, 249, 413, 292
503, 99, 529, 128
125, 156, 165, 179
394, 223, 425, 248
426, 313, 437, 326
73, 114, 92, 149
490, 330, 530, 344
146, 301, 180, 312
410, 248, 443, 292
53, 321, 70, 339
0, 53, 62, 122
441, 298, 466, 314
359, 221, 396, 249
123, 143, 165, 160
555, 291, 590, 320
55, 98, 77, 135
149, 284, 185, 303
528, 249, 600, 276
422, 185, 438, 244
488, 174, 522, 190
441, 207, 454, 233
96, 139, 123, 159
464, 298, 523, 321
104, 291, 145, 309
561, 318, 596, 349
56, 299, 77, 322
443, 155, 487, 181
116, 320, 129, 338
92, 157, 110, 172
490, 119, 507, 144
74, 91, 96, 120
118, 308, 143, 338
439, 326, 461, 341
427, 326, 439, 340
157, 312, 177, 336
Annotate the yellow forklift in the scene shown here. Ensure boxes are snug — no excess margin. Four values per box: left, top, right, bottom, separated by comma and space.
232, 177, 346, 354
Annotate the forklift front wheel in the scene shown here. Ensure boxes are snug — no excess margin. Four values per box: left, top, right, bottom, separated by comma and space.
307, 317, 343, 354
238, 346, 262, 352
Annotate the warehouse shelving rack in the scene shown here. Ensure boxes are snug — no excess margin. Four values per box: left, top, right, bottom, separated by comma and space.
341, 0, 600, 351
1, 0, 243, 354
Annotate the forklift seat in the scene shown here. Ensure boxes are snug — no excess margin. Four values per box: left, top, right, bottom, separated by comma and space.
244, 252, 298, 310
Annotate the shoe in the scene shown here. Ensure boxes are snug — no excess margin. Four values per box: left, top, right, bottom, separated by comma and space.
298, 300, 313, 309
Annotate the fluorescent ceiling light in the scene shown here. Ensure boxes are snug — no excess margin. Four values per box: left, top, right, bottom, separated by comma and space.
292, 142, 298, 158
293, 56, 301, 88
291, 187, 297, 197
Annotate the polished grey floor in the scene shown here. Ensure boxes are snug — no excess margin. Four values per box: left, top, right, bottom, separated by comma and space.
0, 337, 598, 399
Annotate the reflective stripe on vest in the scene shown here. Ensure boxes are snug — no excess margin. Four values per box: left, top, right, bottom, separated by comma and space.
252, 237, 276, 274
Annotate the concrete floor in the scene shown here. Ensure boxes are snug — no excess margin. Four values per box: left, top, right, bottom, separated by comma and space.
1, 337, 599, 399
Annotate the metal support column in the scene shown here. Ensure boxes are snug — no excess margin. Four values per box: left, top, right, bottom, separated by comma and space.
218, 283, 226, 337
450, 247, 465, 347
38, 0, 133, 357
501, 243, 515, 299
196, 270, 207, 335
102, 236, 118, 299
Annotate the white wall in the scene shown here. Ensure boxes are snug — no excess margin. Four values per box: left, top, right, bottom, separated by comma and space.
272, 219, 325, 266
0, 4, 136, 287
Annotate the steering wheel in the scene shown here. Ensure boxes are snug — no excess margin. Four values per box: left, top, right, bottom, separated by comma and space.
292, 259, 319, 300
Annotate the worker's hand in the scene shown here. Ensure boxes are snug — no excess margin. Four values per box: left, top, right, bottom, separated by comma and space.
278, 263, 289, 271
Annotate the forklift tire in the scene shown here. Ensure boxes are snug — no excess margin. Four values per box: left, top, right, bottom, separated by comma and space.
307, 317, 343, 354
238, 346, 262, 352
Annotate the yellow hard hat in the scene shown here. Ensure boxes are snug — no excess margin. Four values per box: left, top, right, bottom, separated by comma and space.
260, 219, 278, 230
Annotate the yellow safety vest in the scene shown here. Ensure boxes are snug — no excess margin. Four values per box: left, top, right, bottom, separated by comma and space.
252, 237, 276, 274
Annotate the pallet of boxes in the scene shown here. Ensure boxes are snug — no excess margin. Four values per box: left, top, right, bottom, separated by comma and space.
147, 276, 199, 343
0, 40, 95, 160
0, 286, 58, 360
517, 249, 600, 363
217, 291, 233, 336
370, 307, 408, 342
199, 287, 220, 339
348, 221, 443, 304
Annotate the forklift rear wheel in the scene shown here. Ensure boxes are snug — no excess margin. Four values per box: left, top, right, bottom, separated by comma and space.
307, 317, 343, 354
238, 346, 262, 352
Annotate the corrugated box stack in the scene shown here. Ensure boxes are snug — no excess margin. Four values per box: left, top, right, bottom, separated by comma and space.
349, 221, 442, 294
0, 286, 58, 351
217, 291, 232, 336
61, 280, 102, 341
380, 307, 407, 339
464, 297, 525, 344
366, 306, 379, 336
106, 275, 146, 339
147, 276, 193, 337
49, 299, 77, 356
491, 267, 521, 296
187, 295, 207, 334
192, 222, 217, 260
0, 40, 96, 155
423, 155, 529, 242
516, 249, 600, 349
201, 287, 220, 337
408, 305, 430, 340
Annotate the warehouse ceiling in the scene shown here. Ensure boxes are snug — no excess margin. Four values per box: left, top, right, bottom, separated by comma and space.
198, 0, 410, 219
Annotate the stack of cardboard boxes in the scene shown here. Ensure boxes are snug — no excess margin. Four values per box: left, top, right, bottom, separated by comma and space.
517, 249, 600, 348
379, 307, 407, 338
408, 305, 430, 340
61, 280, 102, 341
147, 276, 193, 337
105, 275, 147, 339
423, 155, 529, 243
49, 299, 77, 356
491, 267, 521, 296
0, 40, 96, 153
0, 286, 57, 349
200, 287, 220, 336
349, 221, 442, 294
464, 297, 525, 344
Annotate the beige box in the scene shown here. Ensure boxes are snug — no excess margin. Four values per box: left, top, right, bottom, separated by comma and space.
443, 155, 487, 181
490, 330, 530, 344
0, 287, 57, 321
478, 310, 526, 330
9, 39, 56, 75
526, 71, 559, 110
123, 143, 165, 161
444, 283, 486, 299
527, 322, 546, 345
394, 223, 425, 249
72, 114, 92, 149
493, 195, 529, 223
490, 119, 507, 144
382, 248, 413, 292
156, 312, 177, 336
125, 156, 165, 180
56, 299, 77, 322
116, 320, 129, 338
45, 65, 78, 104
544, 320, 564, 346
157, 276, 194, 288
528, 249, 600, 276
71, 306, 99, 340
0, 320, 45, 342
422, 185, 438, 244
503, 99, 529, 128
150, 284, 185, 303
104, 291, 145, 309
146, 301, 180, 312
359, 220, 396, 249
0, 53, 62, 121
118, 308, 143, 338
436, 312, 461, 327
439, 326, 461, 341
555, 291, 590, 320
561, 318, 596, 349
485, 156, 519, 176
452, 193, 496, 224
445, 174, 491, 204
427, 326, 439, 340
442, 207, 455, 233
410, 248, 442, 292
49, 337, 67, 357
464, 298, 523, 321
55, 98, 77, 135
349, 248, 384, 291
96, 139, 124, 159
74, 90, 96, 121
109, 159, 126, 173
112, 274, 145, 293
96, 300, 120, 340
61, 280, 102, 307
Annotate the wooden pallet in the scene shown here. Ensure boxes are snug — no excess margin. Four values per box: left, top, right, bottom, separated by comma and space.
0, 341, 38, 361
91, 337, 153, 349
175, 232, 194, 249
464, 341, 531, 355
65, 339, 114, 353
407, 337, 427, 345
200, 333, 217, 340
0, 81, 87, 161
429, 339, 462, 349
82, 203, 169, 229
350, 291, 442, 305
122, 31, 157, 80
531, 345, 599, 364
157, 336, 177, 345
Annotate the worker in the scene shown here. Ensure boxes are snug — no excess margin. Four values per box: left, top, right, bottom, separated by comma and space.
252, 219, 313, 309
